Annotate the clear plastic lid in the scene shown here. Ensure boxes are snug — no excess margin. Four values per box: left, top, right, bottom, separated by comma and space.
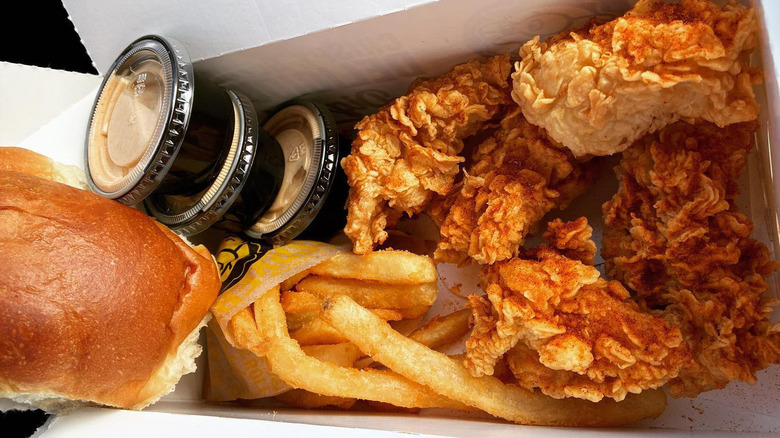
86, 37, 178, 199
249, 104, 321, 234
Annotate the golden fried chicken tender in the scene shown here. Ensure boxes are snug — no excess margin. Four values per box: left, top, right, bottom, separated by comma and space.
465, 219, 689, 402
430, 109, 592, 265
543, 217, 597, 266
512, 0, 760, 157
602, 120, 780, 397
342, 55, 513, 254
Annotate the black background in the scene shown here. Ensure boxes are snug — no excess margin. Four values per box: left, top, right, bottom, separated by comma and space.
1, 3, 94, 436
2, 0, 96, 74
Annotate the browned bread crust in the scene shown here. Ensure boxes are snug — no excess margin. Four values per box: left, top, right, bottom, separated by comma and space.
0, 147, 57, 179
0, 170, 220, 410
0, 147, 86, 189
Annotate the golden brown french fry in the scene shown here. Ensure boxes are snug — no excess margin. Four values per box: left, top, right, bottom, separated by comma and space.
286, 310, 319, 331
409, 308, 471, 349
280, 269, 311, 291
310, 250, 436, 284
320, 295, 667, 427
397, 304, 432, 319
290, 317, 347, 346
281, 290, 321, 314
229, 306, 269, 356
252, 287, 468, 410
290, 310, 404, 346
368, 309, 404, 321
283, 290, 404, 321
275, 343, 363, 410
297, 276, 438, 309
274, 388, 356, 410
302, 343, 363, 367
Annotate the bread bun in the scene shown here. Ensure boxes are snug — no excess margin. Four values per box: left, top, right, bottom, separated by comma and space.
0, 147, 87, 190
0, 169, 221, 411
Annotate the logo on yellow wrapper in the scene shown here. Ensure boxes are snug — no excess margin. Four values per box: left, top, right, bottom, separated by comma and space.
211, 238, 347, 345
216, 235, 271, 293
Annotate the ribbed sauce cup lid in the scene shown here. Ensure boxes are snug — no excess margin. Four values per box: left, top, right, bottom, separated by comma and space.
249, 105, 317, 234
85, 35, 193, 204
246, 101, 340, 243
144, 90, 262, 236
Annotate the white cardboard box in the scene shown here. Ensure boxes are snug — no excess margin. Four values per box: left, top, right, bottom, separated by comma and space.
1, 0, 779, 436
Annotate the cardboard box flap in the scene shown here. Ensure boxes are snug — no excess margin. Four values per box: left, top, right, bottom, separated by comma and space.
62, 0, 441, 74
196, 0, 633, 116
42, 407, 445, 437
0, 62, 99, 148
755, 0, 780, 245
64, 0, 635, 116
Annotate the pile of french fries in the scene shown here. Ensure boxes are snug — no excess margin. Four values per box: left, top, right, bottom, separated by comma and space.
227, 250, 666, 426
280, 251, 439, 346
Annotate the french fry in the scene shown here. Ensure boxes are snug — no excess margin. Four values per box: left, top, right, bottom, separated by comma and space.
251, 286, 468, 410
310, 250, 436, 284
280, 269, 311, 291
283, 291, 404, 321
281, 290, 321, 314
397, 304, 432, 319
290, 317, 347, 346
290, 310, 404, 346
368, 309, 404, 321
302, 343, 363, 367
286, 310, 319, 331
321, 295, 667, 427
297, 276, 438, 309
408, 308, 471, 349
274, 388, 356, 410
229, 307, 269, 356
274, 343, 364, 410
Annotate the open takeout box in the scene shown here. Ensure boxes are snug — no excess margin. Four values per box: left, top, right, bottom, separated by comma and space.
1, 0, 779, 435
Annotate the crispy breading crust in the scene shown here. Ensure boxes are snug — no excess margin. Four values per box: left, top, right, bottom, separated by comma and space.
340, 0, 777, 408
465, 219, 689, 402
342, 55, 513, 254
430, 109, 592, 265
512, 0, 760, 157
602, 120, 780, 397
543, 218, 597, 265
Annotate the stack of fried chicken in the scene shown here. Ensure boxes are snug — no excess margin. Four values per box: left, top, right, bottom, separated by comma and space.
342, 0, 779, 409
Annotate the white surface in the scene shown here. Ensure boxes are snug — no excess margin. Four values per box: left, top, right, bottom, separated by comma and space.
0, 64, 96, 168
17, 90, 97, 169
63, 0, 635, 115
36, 403, 780, 438
62, 0, 441, 74
38, 408, 444, 438
193, 0, 634, 115
3, 0, 780, 436
755, 0, 780, 245
124, 403, 780, 438
0, 62, 99, 146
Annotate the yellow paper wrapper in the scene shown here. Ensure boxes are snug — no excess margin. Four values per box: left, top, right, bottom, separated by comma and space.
204, 318, 290, 401
204, 236, 348, 401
